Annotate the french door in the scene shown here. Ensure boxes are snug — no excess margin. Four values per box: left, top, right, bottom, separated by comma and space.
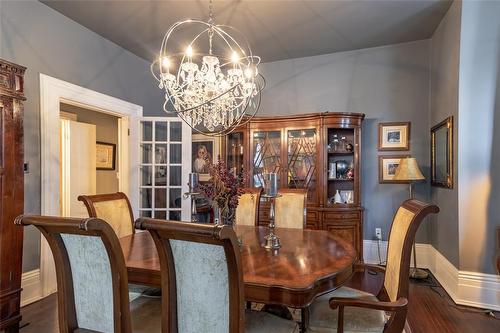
139, 117, 191, 221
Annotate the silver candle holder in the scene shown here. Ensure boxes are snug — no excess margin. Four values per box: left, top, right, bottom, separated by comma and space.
183, 173, 200, 222
262, 173, 281, 250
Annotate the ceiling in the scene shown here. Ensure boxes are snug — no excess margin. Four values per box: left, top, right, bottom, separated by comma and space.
41, 0, 452, 63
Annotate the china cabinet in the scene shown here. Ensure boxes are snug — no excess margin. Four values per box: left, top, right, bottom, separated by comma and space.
223, 112, 365, 260
0, 59, 25, 333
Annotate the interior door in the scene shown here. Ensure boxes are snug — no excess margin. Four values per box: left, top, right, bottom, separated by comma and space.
60, 119, 97, 217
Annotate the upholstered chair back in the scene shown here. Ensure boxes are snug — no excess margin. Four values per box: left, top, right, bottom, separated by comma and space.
15, 215, 131, 333
79, 192, 135, 238
381, 200, 439, 302
274, 188, 307, 229
135, 219, 244, 333
235, 188, 262, 226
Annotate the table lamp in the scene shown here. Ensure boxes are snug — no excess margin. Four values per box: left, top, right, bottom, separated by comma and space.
393, 157, 427, 279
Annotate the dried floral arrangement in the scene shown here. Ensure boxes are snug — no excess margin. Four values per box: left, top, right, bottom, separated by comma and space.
197, 156, 245, 225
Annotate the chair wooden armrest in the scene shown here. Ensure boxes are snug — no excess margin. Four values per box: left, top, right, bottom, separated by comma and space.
329, 297, 408, 333
354, 262, 386, 274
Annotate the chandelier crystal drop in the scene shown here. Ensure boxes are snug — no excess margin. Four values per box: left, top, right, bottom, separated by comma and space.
151, 0, 265, 136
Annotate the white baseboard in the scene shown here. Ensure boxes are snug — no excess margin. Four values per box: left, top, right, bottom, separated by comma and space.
21, 269, 43, 307
363, 240, 500, 311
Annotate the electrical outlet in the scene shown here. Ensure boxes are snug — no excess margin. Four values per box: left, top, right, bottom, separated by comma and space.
375, 228, 382, 240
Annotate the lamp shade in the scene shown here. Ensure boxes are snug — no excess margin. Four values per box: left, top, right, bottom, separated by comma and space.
394, 157, 425, 181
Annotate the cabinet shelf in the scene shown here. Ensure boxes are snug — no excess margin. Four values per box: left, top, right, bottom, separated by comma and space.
327, 178, 354, 181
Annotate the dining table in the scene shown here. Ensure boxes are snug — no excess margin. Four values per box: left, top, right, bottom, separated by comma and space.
119, 225, 357, 332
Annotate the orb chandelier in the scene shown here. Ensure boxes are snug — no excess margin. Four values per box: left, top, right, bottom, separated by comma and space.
151, 0, 265, 137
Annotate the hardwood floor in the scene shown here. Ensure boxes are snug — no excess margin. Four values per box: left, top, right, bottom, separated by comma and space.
19, 271, 500, 333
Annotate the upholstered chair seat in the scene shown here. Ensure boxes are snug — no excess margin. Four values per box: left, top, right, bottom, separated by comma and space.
308, 287, 385, 333
245, 310, 298, 333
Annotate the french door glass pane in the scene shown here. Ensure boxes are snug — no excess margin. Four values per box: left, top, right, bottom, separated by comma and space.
155, 166, 167, 186
140, 188, 152, 208
170, 122, 182, 142
169, 211, 181, 221
169, 166, 181, 186
141, 144, 152, 163
155, 144, 168, 164
155, 122, 168, 142
139, 210, 152, 218
154, 211, 167, 219
155, 188, 167, 208
142, 122, 152, 141
141, 166, 152, 186
170, 144, 182, 164
169, 188, 182, 208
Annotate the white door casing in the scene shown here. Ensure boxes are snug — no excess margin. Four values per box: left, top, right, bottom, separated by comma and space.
39, 74, 142, 296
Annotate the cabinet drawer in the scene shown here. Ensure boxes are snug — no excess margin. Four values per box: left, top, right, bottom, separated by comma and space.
306, 220, 319, 230
307, 210, 319, 221
323, 211, 360, 220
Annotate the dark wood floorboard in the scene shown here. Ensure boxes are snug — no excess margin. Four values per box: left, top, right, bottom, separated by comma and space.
19, 271, 500, 333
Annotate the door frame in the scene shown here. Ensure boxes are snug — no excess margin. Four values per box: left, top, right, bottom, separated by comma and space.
39, 74, 142, 296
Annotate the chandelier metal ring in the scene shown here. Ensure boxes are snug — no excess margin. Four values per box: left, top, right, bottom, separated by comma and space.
151, 15, 264, 137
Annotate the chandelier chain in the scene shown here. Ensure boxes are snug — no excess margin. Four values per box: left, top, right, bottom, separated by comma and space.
208, 0, 214, 54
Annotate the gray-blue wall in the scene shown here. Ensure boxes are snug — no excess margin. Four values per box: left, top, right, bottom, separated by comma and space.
458, 0, 500, 275
0, 0, 164, 272
429, 0, 461, 268
258, 40, 432, 243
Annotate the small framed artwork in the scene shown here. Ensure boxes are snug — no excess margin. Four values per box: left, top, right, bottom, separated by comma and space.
192, 134, 220, 181
96, 142, 116, 170
379, 155, 410, 183
431, 116, 453, 188
378, 122, 410, 151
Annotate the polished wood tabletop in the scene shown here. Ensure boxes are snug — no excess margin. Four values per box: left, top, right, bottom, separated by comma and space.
119, 225, 356, 308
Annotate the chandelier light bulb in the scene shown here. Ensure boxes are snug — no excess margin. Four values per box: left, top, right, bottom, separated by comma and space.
231, 51, 239, 64
186, 45, 193, 58
161, 56, 171, 70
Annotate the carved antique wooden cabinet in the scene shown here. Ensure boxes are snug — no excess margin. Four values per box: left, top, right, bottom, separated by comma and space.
0, 59, 25, 333
224, 112, 365, 260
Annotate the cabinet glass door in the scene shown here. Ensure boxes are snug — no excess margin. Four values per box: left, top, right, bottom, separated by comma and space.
252, 131, 282, 188
286, 129, 317, 201
226, 131, 244, 176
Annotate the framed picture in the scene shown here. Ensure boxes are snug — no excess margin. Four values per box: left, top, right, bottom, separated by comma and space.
192, 134, 220, 181
378, 122, 410, 151
431, 116, 453, 188
96, 142, 116, 170
378, 155, 410, 183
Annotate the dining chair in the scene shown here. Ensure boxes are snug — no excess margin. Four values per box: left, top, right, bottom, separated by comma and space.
235, 187, 263, 226
135, 218, 298, 333
275, 188, 308, 229
307, 199, 439, 333
15, 215, 160, 333
78, 192, 135, 238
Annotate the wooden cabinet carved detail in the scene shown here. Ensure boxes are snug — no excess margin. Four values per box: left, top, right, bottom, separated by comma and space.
0, 59, 25, 333
223, 112, 364, 261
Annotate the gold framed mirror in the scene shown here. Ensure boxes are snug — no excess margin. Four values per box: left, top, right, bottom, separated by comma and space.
431, 116, 453, 188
